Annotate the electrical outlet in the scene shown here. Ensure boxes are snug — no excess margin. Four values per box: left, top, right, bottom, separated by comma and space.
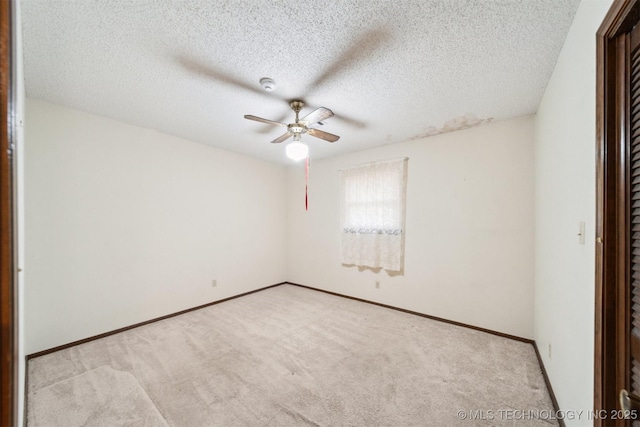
212, 279, 217, 288
548, 344, 552, 359
375, 281, 380, 289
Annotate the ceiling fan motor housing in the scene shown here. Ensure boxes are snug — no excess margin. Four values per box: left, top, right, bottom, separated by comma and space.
288, 123, 306, 134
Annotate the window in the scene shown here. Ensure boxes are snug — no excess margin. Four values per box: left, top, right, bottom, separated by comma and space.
340, 158, 408, 272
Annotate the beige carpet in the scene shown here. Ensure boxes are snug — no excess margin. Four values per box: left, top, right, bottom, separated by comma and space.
27, 284, 557, 426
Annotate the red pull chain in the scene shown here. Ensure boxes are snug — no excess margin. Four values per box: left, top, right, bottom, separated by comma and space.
305, 156, 309, 211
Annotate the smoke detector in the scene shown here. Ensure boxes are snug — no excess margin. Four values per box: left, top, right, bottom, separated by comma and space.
260, 77, 276, 92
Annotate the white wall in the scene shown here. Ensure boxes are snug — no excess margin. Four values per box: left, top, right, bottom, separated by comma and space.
287, 116, 535, 339
534, 0, 612, 424
25, 99, 287, 354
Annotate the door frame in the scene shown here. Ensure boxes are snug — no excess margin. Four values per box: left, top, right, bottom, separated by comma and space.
0, 0, 16, 425
596, 1, 640, 425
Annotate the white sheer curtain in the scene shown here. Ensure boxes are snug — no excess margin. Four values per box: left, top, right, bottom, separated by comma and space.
340, 158, 408, 271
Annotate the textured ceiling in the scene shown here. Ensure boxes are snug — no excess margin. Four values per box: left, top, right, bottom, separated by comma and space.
21, 0, 580, 165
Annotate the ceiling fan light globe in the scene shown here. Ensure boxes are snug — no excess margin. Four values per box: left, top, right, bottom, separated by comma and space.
286, 142, 309, 161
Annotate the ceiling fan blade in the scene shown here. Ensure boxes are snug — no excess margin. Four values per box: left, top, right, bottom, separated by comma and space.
255, 112, 289, 134
307, 128, 340, 143
271, 132, 293, 144
301, 103, 366, 129
244, 115, 287, 127
177, 56, 286, 101
305, 29, 391, 93
299, 107, 334, 126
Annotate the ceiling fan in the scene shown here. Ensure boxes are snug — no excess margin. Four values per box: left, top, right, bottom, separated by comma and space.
244, 100, 340, 145
179, 29, 391, 135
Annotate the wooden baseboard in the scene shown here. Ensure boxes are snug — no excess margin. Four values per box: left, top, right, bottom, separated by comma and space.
26, 282, 287, 359
532, 342, 565, 427
286, 281, 533, 343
